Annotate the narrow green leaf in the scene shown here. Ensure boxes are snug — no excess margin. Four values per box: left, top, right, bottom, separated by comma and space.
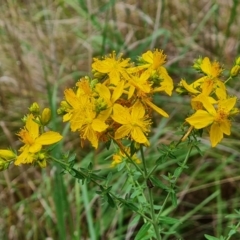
134, 222, 151, 240
159, 216, 180, 225
204, 234, 220, 240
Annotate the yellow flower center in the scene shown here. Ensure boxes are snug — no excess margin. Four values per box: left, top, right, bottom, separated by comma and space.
215, 108, 228, 123
18, 129, 35, 145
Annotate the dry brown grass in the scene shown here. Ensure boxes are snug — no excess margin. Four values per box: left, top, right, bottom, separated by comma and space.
0, 1, 240, 239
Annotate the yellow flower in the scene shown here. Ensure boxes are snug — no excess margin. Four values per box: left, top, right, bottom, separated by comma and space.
111, 147, 141, 167
200, 57, 222, 78
186, 97, 237, 147
112, 100, 151, 146
70, 102, 109, 149
129, 49, 173, 96
126, 72, 169, 117
139, 49, 167, 70
15, 114, 63, 165
92, 52, 131, 85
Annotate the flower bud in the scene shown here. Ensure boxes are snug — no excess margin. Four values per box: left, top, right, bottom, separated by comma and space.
193, 57, 203, 71
29, 102, 40, 114
41, 108, 51, 125
230, 65, 240, 77
235, 57, 240, 65
37, 153, 47, 168
0, 149, 15, 172
0, 149, 16, 161
0, 161, 10, 171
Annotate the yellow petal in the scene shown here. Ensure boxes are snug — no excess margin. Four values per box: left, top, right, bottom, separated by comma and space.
142, 50, 153, 64
144, 99, 169, 117
131, 127, 149, 146
36, 132, 63, 145
82, 125, 99, 149
186, 110, 214, 129
92, 119, 108, 132
96, 83, 111, 101
192, 94, 216, 115
210, 123, 223, 147
219, 120, 231, 135
219, 97, 237, 112
15, 147, 34, 165
64, 89, 79, 109
111, 80, 124, 103
29, 143, 42, 153
112, 104, 130, 124
201, 57, 211, 76
180, 79, 200, 94
26, 114, 39, 139
114, 125, 131, 140
131, 101, 145, 120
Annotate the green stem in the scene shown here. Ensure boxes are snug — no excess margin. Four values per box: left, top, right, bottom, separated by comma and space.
140, 145, 161, 240
110, 137, 144, 175
156, 143, 193, 220
224, 76, 232, 85
49, 155, 152, 223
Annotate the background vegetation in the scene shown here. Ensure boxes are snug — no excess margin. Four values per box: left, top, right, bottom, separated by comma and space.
0, 0, 240, 239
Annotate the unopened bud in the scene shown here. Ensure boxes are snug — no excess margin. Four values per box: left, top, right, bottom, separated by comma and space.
29, 102, 40, 114
41, 108, 51, 125
0, 149, 16, 161
37, 152, 47, 168
235, 57, 240, 66
0, 161, 10, 171
193, 57, 203, 71
230, 65, 240, 77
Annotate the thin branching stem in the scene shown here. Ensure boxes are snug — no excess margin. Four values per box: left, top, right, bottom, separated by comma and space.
140, 145, 162, 240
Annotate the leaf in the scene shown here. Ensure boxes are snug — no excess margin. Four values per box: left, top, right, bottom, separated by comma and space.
150, 176, 168, 190
134, 222, 151, 240
105, 139, 112, 150
159, 216, 180, 225
204, 234, 220, 240
106, 193, 116, 208
170, 192, 178, 207
173, 167, 182, 178
130, 141, 136, 156
88, 162, 93, 170
68, 153, 76, 162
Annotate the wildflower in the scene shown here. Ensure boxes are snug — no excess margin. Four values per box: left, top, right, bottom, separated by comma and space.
112, 100, 151, 146
70, 101, 109, 149
111, 147, 141, 167
135, 49, 167, 71
15, 114, 63, 165
127, 72, 169, 117
130, 49, 174, 96
199, 57, 223, 78
186, 97, 238, 147
92, 52, 131, 85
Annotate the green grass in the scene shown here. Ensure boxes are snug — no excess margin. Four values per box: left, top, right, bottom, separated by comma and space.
1, 0, 240, 239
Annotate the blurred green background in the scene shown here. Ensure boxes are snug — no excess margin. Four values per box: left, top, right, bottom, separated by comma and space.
0, 0, 240, 239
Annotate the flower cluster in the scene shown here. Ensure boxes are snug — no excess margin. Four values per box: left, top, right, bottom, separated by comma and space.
0, 103, 62, 169
177, 57, 240, 147
58, 49, 173, 149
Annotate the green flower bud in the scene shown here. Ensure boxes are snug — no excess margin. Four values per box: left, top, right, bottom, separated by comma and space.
235, 57, 240, 65
29, 102, 40, 114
